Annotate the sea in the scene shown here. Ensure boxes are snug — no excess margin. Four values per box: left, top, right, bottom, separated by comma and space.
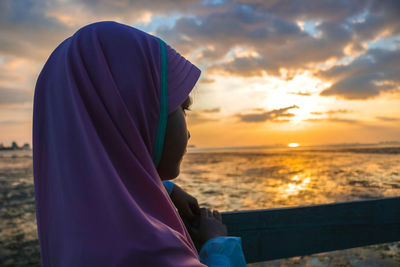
1, 145, 399, 266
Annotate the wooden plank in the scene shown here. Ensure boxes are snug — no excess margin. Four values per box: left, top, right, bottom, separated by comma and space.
221, 196, 400, 263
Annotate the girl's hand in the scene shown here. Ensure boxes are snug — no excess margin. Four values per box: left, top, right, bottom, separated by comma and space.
170, 184, 200, 223
188, 208, 228, 249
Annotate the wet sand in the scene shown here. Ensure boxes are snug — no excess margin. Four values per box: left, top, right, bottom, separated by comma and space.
0, 153, 40, 266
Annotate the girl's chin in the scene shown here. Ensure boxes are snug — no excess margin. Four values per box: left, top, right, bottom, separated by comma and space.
158, 164, 181, 179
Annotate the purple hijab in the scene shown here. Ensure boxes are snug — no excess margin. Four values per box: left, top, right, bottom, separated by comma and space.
33, 21, 203, 266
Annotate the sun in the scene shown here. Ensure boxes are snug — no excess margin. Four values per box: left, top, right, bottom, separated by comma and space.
258, 71, 333, 124
288, 143, 299, 148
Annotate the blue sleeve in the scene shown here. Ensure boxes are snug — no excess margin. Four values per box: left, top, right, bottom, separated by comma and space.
199, 236, 247, 267
162, 180, 175, 195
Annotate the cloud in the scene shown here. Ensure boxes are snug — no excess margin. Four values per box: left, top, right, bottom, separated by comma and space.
305, 117, 361, 124
156, 0, 400, 81
1, 0, 399, 81
289, 91, 312, 96
310, 112, 323, 115
350, 1, 400, 44
199, 107, 221, 113
328, 117, 360, 124
199, 77, 216, 84
1, 0, 400, 109
187, 112, 219, 125
158, 6, 354, 77
307, 109, 357, 124
0, 0, 71, 62
0, 87, 33, 105
185, 107, 222, 125
237, 105, 298, 122
325, 109, 352, 115
0, 0, 201, 63
238, 0, 370, 23
0, 120, 27, 126
77, 0, 200, 18
376, 116, 400, 122
319, 48, 400, 99
311, 109, 352, 116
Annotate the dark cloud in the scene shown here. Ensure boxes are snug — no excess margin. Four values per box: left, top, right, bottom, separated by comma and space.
0, 87, 33, 104
236, 0, 371, 23
157, 0, 399, 80
351, 1, 400, 44
0, 0, 201, 62
320, 48, 400, 99
1, 0, 398, 74
78, 0, 200, 18
154, 1, 400, 101
0, 0, 71, 61
0, 0, 399, 107
158, 5, 355, 77
237, 105, 298, 122
208, 57, 270, 77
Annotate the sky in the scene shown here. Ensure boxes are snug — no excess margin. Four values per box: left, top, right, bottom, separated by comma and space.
0, 0, 399, 148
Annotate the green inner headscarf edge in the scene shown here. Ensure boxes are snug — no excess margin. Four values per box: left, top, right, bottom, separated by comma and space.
153, 37, 168, 167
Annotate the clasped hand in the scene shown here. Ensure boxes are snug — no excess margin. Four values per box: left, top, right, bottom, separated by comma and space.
169, 184, 227, 248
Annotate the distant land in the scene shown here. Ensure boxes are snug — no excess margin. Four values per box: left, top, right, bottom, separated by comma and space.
0, 141, 30, 151
312, 141, 400, 148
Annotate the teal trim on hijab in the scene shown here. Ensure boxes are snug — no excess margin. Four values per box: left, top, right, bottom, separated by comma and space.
153, 37, 168, 167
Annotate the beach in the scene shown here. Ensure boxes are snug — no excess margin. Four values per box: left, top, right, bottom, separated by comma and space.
1, 146, 399, 266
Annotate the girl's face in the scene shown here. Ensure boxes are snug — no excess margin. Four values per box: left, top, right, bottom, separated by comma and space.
157, 97, 192, 179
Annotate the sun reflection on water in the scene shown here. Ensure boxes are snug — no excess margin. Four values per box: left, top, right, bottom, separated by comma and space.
179, 148, 400, 211
278, 174, 311, 197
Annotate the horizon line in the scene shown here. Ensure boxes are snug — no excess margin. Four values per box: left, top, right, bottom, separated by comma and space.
188, 141, 400, 150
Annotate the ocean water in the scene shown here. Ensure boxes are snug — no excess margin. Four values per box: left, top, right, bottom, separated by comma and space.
0, 147, 399, 266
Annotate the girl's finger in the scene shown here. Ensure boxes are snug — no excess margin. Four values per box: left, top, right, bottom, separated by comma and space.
206, 208, 212, 217
213, 210, 222, 221
191, 200, 200, 214
200, 208, 207, 217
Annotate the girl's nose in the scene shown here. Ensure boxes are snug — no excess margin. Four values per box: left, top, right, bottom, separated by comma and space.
188, 130, 191, 140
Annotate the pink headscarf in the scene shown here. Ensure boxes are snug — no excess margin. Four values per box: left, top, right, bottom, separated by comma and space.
33, 21, 203, 266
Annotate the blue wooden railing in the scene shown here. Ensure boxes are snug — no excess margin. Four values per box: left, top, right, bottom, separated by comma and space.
221, 196, 400, 264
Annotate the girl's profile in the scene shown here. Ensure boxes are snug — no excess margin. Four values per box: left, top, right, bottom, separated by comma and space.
33, 21, 246, 266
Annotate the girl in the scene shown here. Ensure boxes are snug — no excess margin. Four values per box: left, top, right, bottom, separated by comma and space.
33, 21, 246, 266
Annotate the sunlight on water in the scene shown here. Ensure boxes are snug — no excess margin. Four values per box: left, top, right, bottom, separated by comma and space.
278, 174, 311, 197
178, 147, 400, 211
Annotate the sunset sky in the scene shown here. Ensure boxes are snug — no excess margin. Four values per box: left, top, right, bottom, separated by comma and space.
0, 0, 399, 147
